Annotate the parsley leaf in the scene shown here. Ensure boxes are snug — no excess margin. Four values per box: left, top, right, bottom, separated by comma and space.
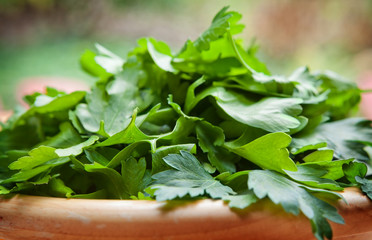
293, 118, 372, 161
121, 157, 150, 196
192, 6, 243, 51
196, 121, 236, 173
9, 146, 59, 171
249, 170, 344, 240
225, 132, 297, 173
75, 66, 153, 136
223, 190, 257, 209
187, 86, 303, 132
284, 165, 343, 191
355, 176, 372, 200
152, 151, 235, 201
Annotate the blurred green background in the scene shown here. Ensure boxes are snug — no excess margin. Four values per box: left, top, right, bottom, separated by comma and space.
1, 0, 372, 109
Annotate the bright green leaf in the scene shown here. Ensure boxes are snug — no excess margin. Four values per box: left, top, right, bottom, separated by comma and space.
223, 190, 257, 209
303, 150, 334, 163
9, 146, 58, 171
284, 165, 343, 191
225, 132, 297, 173
55, 135, 99, 157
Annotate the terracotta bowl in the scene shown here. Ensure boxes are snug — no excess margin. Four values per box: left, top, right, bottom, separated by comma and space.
0, 188, 371, 240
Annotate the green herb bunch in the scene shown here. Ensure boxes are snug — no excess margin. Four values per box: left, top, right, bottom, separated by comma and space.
1, 7, 371, 240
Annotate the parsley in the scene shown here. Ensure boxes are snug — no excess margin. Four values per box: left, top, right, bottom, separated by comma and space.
249, 170, 344, 240
151, 151, 235, 201
0, 6, 371, 240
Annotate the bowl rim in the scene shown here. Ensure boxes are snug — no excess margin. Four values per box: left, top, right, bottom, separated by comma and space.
0, 187, 371, 240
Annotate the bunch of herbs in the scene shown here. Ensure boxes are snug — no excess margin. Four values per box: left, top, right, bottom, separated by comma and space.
1, 7, 372, 240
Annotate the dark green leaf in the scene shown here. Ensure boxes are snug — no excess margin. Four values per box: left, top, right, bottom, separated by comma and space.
249, 170, 344, 240
342, 162, 367, 184
75, 159, 129, 199
355, 176, 372, 200
294, 118, 372, 161
121, 157, 149, 196
41, 122, 82, 148
196, 121, 236, 173
187, 87, 303, 132
151, 144, 196, 174
152, 151, 235, 200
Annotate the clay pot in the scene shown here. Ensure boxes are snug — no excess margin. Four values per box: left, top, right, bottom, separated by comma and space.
0, 188, 371, 240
